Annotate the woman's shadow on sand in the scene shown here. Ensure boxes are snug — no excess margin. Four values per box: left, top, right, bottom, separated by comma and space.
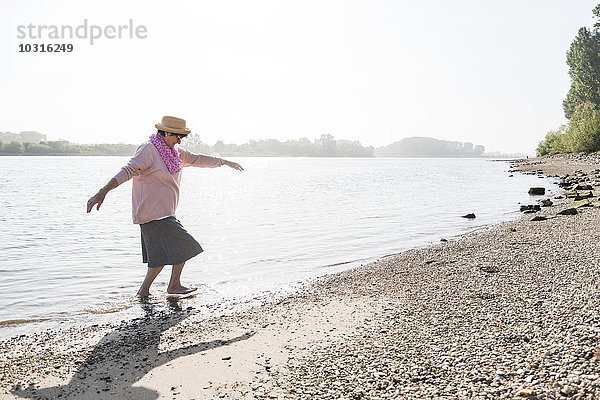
11, 297, 255, 400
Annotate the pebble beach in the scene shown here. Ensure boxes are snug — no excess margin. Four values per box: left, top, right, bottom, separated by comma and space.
4, 155, 600, 400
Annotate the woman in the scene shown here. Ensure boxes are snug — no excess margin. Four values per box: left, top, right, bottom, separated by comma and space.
86, 116, 243, 297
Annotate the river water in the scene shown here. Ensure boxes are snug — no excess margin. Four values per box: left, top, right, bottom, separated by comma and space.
0, 156, 557, 339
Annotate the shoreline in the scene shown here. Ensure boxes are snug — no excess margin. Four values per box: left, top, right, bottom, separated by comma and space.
4, 155, 600, 399
0, 156, 545, 342
0, 154, 524, 158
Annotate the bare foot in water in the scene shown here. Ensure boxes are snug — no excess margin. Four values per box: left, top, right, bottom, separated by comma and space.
167, 285, 198, 295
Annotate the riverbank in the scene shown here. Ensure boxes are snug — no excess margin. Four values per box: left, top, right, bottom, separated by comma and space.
3, 155, 600, 399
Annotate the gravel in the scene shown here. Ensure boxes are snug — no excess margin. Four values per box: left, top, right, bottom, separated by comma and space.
250, 156, 600, 399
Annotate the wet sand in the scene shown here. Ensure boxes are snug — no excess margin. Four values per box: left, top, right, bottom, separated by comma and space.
3, 155, 600, 399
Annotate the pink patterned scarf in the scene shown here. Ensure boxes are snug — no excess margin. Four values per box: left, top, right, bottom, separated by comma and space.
149, 134, 182, 174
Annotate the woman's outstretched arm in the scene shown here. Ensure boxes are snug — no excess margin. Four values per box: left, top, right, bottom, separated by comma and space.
87, 178, 118, 213
222, 160, 244, 171
179, 148, 244, 171
87, 143, 153, 213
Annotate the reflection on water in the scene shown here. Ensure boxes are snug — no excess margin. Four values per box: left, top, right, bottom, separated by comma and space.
0, 156, 558, 338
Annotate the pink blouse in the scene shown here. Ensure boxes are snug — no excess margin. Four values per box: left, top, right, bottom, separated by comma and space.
112, 141, 224, 224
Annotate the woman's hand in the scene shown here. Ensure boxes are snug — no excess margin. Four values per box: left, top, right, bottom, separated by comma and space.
223, 160, 244, 171
86, 178, 118, 213
86, 190, 107, 213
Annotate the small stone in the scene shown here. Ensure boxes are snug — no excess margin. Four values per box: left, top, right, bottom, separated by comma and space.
480, 265, 499, 273
517, 388, 535, 397
461, 213, 476, 219
560, 385, 576, 396
521, 204, 541, 212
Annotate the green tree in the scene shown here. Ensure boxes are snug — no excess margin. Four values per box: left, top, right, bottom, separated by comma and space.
594, 3, 600, 31
563, 25, 600, 118
4, 140, 25, 154
297, 137, 317, 156
536, 125, 568, 156
24, 143, 53, 154
318, 134, 336, 156
564, 102, 600, 152
336, 140, 374, 157
45, 140, 73, 153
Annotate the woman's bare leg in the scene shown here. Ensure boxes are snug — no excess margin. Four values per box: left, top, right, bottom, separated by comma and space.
167, 262, 197, 295
137, 266, 164, 297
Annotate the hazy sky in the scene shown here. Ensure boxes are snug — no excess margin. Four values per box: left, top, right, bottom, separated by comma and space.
1, 0, 598, 154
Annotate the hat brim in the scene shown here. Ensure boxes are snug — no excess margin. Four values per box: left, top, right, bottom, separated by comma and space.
155, 123, 191, 135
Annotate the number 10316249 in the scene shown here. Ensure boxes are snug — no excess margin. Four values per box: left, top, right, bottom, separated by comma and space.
19, 43, 74, 53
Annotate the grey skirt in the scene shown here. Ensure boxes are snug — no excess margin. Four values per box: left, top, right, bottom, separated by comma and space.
140, 217, 203, 268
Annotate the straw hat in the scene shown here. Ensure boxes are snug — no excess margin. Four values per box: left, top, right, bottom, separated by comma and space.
155, 116, 191, 135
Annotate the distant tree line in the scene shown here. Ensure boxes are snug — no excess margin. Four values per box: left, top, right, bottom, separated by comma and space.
182, 134, 374, 157
185, 135, 485, 157
0, 130, 137, 155
0, 139, 137, 155
375, 137, 484, 157
0, 134, 491, 158
537, 4, 600, 156
0, 134, 375, 157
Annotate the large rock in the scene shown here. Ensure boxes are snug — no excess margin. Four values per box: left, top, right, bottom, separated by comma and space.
578, 190, 594, 199
565, 190, 593, 199
539, 199, 553, 207
568, 199, 591, 209
528, 187, 545, 195
520, 205, 541, 212
558, 208, 578, 215
559, 180, 572, 188
564, 190, 578, 198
